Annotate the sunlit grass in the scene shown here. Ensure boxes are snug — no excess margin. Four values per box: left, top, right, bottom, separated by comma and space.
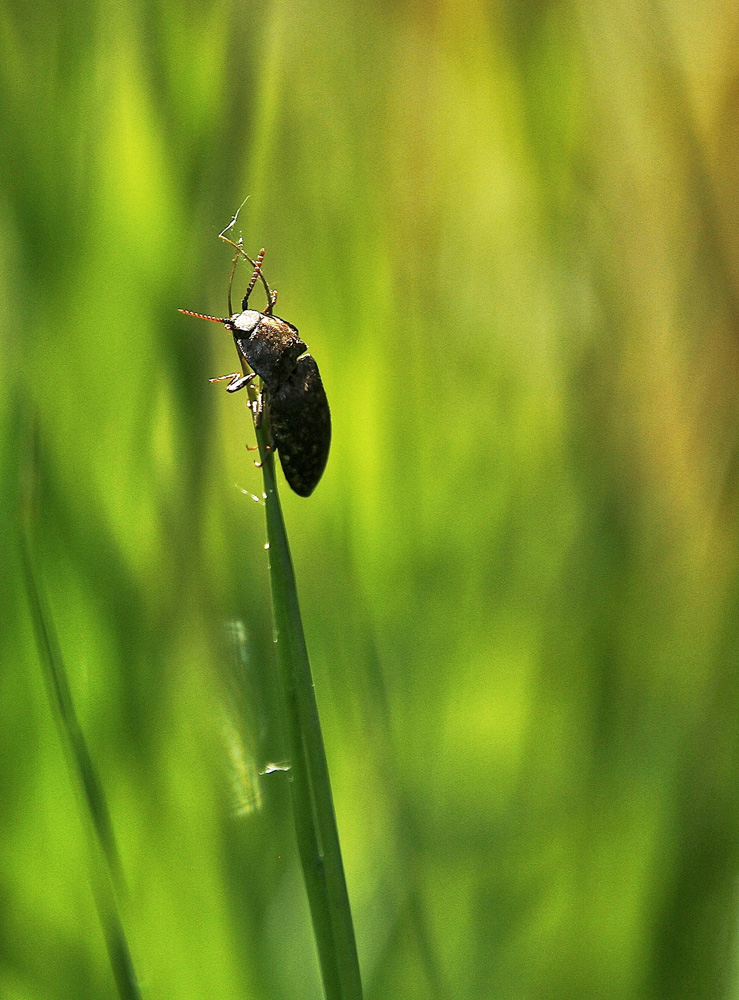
3, 0, 739, 998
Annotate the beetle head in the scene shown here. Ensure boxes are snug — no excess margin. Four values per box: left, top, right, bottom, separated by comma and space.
178, 308, 266, 339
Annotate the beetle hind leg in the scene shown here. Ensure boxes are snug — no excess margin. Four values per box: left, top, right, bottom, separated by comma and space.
249, 389, 265, 428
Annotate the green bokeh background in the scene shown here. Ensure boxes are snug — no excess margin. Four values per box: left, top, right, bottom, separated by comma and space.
2, 1, 739, 998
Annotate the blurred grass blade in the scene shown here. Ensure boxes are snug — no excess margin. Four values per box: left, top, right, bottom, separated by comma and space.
20, 530, 143, 1000
248, 375, 363, 1000
218, 620, 264, 818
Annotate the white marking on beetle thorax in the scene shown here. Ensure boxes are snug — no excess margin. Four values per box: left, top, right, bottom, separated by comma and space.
232, 310, 262, 335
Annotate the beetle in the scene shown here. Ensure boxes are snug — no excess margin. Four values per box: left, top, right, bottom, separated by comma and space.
180, 245, 331, 497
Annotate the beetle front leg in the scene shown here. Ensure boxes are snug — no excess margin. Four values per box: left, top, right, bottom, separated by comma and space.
209, 371, 256, 393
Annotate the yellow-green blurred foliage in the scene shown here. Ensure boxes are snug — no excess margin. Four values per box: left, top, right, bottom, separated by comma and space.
2, 0, 739, 997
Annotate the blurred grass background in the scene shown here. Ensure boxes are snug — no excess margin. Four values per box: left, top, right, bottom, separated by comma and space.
2, 0, 739, 997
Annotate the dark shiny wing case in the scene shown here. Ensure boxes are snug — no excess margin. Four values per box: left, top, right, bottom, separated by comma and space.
268, 355, 331, 497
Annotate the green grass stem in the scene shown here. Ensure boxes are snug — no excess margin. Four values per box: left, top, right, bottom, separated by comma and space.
245, 372, 364, 1000
20, 529, 143, 1000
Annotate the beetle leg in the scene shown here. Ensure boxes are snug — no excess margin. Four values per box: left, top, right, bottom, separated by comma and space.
251, 390, 264, 429
209, 372, 256, 393
248, 390, 272, 444
257, 401, 277, 453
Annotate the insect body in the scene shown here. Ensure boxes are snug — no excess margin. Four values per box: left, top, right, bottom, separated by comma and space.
180, 248, 331, 497
229, 308, 331, 497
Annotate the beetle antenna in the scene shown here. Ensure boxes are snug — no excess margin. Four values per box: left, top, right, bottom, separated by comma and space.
219, 234, 276, 314
243, 249, 265, 309
178, 309, 230, 324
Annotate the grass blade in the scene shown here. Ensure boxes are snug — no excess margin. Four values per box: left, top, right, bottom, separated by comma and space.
20, 529, 143, 1000
247, 376, 363, 1000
